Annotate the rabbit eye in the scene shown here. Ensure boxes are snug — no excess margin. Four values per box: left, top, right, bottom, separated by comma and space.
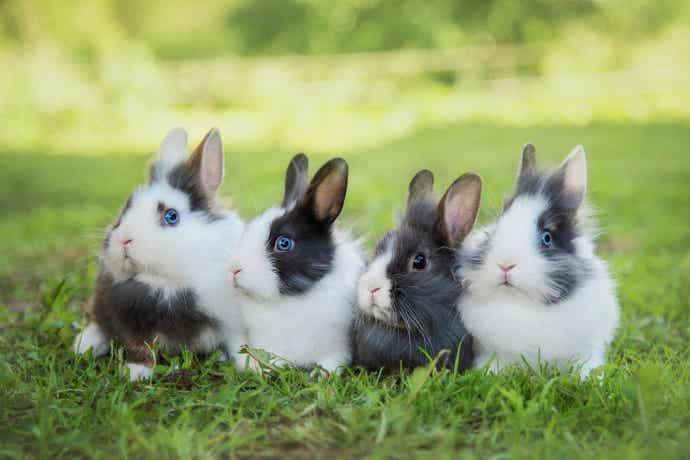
275, 235, 295, 252
163, 208, 179, 226
540, 230, 553, 248
411, 253, 428, 271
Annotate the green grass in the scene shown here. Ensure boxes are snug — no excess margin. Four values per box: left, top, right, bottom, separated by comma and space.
1, 122, 689, 459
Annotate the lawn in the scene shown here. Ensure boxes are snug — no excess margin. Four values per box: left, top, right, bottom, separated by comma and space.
1, 122, 689, 459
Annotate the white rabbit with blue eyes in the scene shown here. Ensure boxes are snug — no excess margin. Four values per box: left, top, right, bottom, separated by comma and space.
73, 128, 247, 381
459, 144, 620, 378
226, 154, 364, 373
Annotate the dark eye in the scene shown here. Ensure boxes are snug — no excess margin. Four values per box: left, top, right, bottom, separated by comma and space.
411, 253, 428, 271
163, 208, 179, 226
274, 235, 294, 252
540, 230, 553, 248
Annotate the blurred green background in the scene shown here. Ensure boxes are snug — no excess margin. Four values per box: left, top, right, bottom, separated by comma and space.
1, 0, 689, 155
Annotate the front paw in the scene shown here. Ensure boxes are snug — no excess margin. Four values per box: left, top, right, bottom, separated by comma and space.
73, 323, 109, 357
314, 357, 343, 374
126, 363, 153, 382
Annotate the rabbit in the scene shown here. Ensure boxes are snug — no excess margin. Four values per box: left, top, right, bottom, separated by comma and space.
352, 170, 482, 373
227, 153, 364, 373
459, 144, 620, 378
73, 127, 247, 381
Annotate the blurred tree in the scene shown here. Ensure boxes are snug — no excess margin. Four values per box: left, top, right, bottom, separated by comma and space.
1, 0, 687, 60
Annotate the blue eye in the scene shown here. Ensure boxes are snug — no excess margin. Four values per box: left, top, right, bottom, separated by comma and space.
163, 208, 179, 226
274, 235, 294, 252
541, 230, 553, 248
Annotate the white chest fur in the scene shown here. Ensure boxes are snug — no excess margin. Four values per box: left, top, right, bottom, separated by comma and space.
460, 258, 619, 377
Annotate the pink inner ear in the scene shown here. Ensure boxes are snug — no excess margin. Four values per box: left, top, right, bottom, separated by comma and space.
445, 194, 473, 241
314, 173, 346, 221
562, 146, 587, 207
564, 147, 587, 192
200, 133, 224, 192
442, 174, 482, 243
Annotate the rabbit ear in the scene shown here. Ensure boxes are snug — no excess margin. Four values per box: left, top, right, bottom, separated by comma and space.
188, 128, 224, 194
158, 127, 189, 167
407, 169, 434, 209
558, 145, 587, 209
437, 173, 482, 246
150, 127, 189, 182
283, 153, 309, 208
305, 158, 348, 225
516, 143, 537, 181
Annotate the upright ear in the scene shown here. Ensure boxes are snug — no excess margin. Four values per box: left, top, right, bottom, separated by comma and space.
407, 169, 434, 210
305, 158, 348, 225
283, 153, 309, 207
152, 127, 189, 181
516, 143, 537, 182
558, 145, 587, 209
188, 128, 225, 194
437, 173, 482, 246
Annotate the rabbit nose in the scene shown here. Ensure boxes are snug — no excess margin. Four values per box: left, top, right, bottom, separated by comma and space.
231, 268, 242, 277
122, 238, 134, 247
370, 287, 381, 294
498, 263, 516, 273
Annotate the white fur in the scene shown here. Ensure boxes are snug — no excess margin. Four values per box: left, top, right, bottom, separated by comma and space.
77, 128, 247, 365
460, 194, 620, 378
155, 127, 189, 177
73, 322, 109, 356
357, 242, 395, 323
105, 184, 246, 355
127, 363, 154, 382
228, 208, 365, 372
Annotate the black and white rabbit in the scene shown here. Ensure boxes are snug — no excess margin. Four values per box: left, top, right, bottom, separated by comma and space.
227, 154, 364, 372
73, 128, 246, 381
352, 170, 482, 373
459, 144, 620, 378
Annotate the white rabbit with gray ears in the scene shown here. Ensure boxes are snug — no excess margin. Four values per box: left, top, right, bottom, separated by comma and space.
73, 128, 247, 381
227, 154, 364, 372
459, 144, 619, 378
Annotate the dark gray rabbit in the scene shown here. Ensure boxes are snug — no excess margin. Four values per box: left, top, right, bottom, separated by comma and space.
352, 170, 482, 373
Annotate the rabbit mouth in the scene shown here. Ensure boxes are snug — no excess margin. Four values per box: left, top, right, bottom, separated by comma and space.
121, 254, 141, 275
361, 307, 407, 330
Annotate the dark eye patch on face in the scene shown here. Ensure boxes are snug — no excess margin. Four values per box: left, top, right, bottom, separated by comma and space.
151, 161, 222, 222
537, 205, 578, 255
266, 209, 335, 295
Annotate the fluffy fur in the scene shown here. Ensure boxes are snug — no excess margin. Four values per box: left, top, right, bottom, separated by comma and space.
227, 155, 364, 372
352, 170, 481, 373
73, 128, 246, 381
459, 145, 620, 378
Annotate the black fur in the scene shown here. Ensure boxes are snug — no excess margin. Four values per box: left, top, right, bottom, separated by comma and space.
150, 161, 222, 221
92, 271, 216, 349
499, 158, 592, 304
352, 198, 474, 373
282, 153, 309, 208
265, 157, 348, 296
266, 207, 335, 295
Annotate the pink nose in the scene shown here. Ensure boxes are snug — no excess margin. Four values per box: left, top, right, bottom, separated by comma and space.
499, 264, 516, 273
122, 239, 133, 247
232, 268, 242, 277
370, 287, 381, 294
